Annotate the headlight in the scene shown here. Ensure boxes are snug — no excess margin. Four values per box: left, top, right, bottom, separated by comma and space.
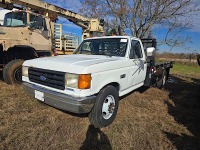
65, 73, 79, 88
22, 66, 29, 77
65, 73, 91, 89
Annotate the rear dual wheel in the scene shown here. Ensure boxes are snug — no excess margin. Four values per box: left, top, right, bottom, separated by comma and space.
89, 85, 119, 128
156, 70, 167, 89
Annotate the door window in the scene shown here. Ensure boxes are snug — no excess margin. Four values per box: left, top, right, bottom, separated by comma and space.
30, 14, 47, 30
130, 40, 143, 59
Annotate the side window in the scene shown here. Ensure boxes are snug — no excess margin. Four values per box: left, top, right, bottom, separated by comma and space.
30, 14, 47, 31
42, 19, 47, 31
130, 40, 143, 59
79, 41, 93, 54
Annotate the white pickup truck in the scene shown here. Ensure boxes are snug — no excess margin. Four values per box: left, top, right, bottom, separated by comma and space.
22, 36, 172, 128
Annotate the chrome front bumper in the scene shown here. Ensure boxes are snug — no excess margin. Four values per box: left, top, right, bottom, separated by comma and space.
22, 82, 96, 114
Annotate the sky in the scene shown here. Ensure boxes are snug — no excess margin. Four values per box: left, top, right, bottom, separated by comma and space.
0, 0, 199, 53
42, 0, 200, 54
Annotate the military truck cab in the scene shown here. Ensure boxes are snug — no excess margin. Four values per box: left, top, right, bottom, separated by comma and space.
0, 10, 53, 84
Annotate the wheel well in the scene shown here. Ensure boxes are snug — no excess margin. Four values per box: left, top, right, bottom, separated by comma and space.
96, 82, 120, 96
5, 46, 38, 63
104, 82, 120, 91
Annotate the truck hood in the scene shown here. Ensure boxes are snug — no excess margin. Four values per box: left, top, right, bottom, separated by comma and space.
23, 54, 127, 74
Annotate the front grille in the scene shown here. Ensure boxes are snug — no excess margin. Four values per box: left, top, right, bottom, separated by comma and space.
28, 67, 65, 90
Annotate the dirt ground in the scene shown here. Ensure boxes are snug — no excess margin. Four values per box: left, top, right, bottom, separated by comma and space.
0, 72, 200, 150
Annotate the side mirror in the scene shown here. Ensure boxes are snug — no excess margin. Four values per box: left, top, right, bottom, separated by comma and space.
37, 16, 44, 31
146, 47, 156, 57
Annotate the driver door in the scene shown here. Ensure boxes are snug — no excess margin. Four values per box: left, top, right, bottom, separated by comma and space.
29, 15, 51, 51
128, 39, 147, 87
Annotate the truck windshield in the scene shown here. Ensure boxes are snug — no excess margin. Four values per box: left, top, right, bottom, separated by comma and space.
74, 38, 128, 57
3, 12, 27, 27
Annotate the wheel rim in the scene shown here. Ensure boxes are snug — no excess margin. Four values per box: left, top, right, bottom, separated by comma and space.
14, 67, 22, 82
102, 95, 115, 120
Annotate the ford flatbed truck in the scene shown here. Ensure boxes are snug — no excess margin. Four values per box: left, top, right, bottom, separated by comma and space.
22, 36, 173, 128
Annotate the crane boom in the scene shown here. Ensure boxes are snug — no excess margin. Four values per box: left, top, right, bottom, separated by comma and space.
0, 0, 104, 37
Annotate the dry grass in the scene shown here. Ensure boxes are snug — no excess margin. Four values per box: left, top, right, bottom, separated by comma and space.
0, 68, 200, 149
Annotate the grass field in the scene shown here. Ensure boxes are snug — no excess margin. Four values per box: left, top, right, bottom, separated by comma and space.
0, 63, 200, 150
170, 62, 200, 78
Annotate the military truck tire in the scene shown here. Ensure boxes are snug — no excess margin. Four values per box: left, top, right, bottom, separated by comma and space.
88, 85, 119, 128
3, 59, 24, 84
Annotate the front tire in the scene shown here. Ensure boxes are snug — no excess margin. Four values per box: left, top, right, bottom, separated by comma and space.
3, 59, 24, 84
89, 85, 119, 128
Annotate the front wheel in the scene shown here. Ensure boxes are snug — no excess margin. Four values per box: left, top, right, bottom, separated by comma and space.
89, 85, 119, 128
3, 59, 24, 84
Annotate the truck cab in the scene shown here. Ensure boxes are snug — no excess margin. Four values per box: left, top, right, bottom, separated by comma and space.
0, 10, 53, 84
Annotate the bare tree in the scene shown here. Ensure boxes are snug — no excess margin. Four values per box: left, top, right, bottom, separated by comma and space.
80, 0, 198, 51
80, 0, 129, 35
129, 0, 197, 51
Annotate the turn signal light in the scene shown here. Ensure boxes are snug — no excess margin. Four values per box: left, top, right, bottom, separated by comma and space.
78, 74, 91, 89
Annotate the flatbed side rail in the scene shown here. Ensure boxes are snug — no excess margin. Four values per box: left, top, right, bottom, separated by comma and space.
155, 61, 173, 69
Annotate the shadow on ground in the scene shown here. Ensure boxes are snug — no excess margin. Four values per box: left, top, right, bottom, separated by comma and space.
164, 75, 200, 150
80, 125, 112, 150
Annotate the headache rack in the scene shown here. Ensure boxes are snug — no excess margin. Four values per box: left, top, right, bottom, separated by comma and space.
28, 67, 65, 90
